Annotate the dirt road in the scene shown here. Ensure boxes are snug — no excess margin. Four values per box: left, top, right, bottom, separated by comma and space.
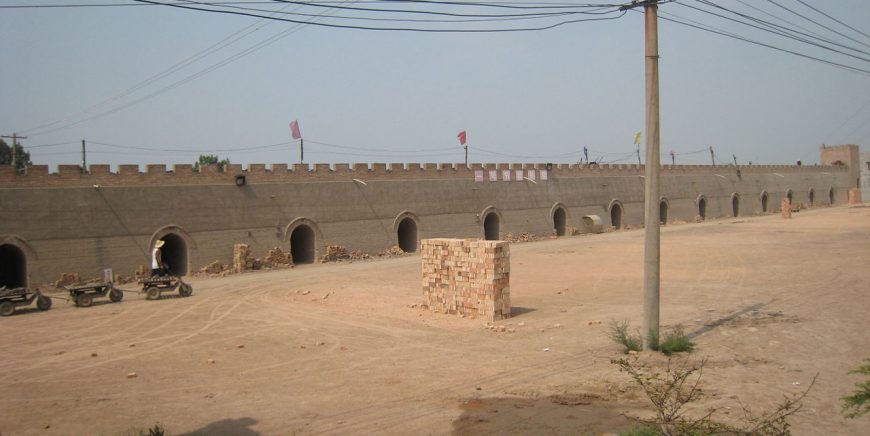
1, 206, 868, 435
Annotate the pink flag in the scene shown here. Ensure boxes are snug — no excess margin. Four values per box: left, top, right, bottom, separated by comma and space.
457, 130, 467, 146
290, 120, 302, 140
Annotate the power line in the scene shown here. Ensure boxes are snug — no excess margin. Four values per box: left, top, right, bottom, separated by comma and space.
682, 0, 870, 61
20, 1, 305, 136
22, 1, 353, 136
130, 0, 627, 32
794, 0, 870, 42
766, 0, 870, 50
648, 9, 870, 76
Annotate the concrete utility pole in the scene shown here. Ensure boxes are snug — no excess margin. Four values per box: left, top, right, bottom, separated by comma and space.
81, 140, 87, 173
709, 146, 716, 166
641, 0, 661, 350
1, 133, 27, 172
464, 144, 468, 168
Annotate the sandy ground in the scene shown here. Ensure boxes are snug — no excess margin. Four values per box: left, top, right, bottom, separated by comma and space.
1, 205, 869, 436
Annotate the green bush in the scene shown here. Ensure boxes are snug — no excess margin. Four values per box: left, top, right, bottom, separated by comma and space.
843, 359, 870, 419
608, 320, 642, 353
619, 425, 660, 436
659, 325, 694, 355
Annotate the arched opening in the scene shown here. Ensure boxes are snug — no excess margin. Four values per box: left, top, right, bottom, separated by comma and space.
610, 202, 623, 229
290, 225, 316, 264
786, 189, 793, 205
659, 200, 668, 225
397, 217, 418, 253
159, 233, 188, 276
731, 194, 740, 217
483, 212, 500, 241
698, 197, 707, 220
761, 192, 769, 213
808, 189, 815, 206
0, 244, 27, 289
553, 207, 567, 236
829, 188, 835, 205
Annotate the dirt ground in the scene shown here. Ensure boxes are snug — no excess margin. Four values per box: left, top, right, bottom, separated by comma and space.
1, 205, 869, 436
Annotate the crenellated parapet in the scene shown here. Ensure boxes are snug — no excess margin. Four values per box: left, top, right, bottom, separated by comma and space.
0, 161, 846, 188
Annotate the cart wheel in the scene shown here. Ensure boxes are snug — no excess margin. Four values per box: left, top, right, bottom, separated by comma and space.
109, 288, 124, 303
0, 301, 14, 317
178, 282, 193, 297
145, 286, 160, 301
77, 293, 94, 308
37, 295, 52, 310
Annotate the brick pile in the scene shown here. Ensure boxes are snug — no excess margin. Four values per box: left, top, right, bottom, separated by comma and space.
421, 238, 511, 321
234, 243, 254, 273
849, 187, 862, 205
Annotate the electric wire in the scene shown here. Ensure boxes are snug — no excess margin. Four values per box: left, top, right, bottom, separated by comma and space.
681, 1, 870, 61
766, 0, 870, 50
131, 0, 628, 33
20, 2, 304, 135
646, 9, 870, 76
794, 0, 870, 42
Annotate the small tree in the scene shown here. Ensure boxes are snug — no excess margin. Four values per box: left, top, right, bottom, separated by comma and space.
194, 154, 229, 171
0, 138, 32, 171
843, 359, 870, 419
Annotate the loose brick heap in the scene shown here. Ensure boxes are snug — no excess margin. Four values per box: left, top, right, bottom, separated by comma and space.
421, 238, 510, 321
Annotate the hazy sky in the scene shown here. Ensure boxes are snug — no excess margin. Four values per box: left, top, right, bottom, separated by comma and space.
1, 0, 869, 169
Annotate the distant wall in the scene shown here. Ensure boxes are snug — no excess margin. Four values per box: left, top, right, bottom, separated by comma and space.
0, 161, 851, 286
861, 151, 870, 202
821, 144, 860, 189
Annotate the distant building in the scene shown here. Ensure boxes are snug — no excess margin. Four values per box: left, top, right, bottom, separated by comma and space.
862, 150, 870, 202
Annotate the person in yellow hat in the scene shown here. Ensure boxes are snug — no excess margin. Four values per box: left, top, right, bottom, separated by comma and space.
151, 240, 169, 277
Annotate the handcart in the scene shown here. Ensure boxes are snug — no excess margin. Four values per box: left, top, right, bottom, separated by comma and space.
66, 282, 123, 307
0, 286, 52, 316
138, 275, 193, 300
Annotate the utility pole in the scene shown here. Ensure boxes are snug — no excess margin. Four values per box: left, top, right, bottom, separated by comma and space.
300, 138, 304, 164
583, 146, 589, 164
464, 144, 468, 168
1, 133, 27, 172
670, 150, 675, 165
81, 139, 87, 173
709, 146, 716, 166
732, 154, 737, 166
619, 0, 662, 351
636, 142, 642, 165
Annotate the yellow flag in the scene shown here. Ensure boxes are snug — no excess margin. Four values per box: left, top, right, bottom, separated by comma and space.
633, 131, 642, 145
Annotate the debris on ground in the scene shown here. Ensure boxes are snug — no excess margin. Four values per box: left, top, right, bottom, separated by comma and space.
377, 245, 406, 257
261, 247, 293, 268
321, 245, 370, 262
198, 260, 228, 276
505, 232, 541, 243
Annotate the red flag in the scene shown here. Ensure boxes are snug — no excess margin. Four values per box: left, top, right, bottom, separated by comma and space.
290, 120, 302, 140
457, 130, 467, 146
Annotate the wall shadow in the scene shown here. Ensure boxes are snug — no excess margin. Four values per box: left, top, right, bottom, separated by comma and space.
510, 307, 536, 317
451, 394, 636, 435
177, 417, 260, 436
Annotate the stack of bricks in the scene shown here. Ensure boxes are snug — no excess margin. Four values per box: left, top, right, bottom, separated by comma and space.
233, 243, 254, 273
849, 187, 862, 205
781, 198, 792, 219
421, 238, 510, 321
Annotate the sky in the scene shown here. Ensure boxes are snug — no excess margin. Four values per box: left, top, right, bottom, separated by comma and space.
1, 0, 869, 170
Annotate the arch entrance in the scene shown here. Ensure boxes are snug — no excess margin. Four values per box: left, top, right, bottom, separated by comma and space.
290, 225, 316, 264
397, 217, 418, 253
159, 233, 188, 276
0, 244, 26, 289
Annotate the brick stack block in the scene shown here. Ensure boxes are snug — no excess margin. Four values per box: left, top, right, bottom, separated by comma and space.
421, 238, 511, 321
233, 243, 253, 273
